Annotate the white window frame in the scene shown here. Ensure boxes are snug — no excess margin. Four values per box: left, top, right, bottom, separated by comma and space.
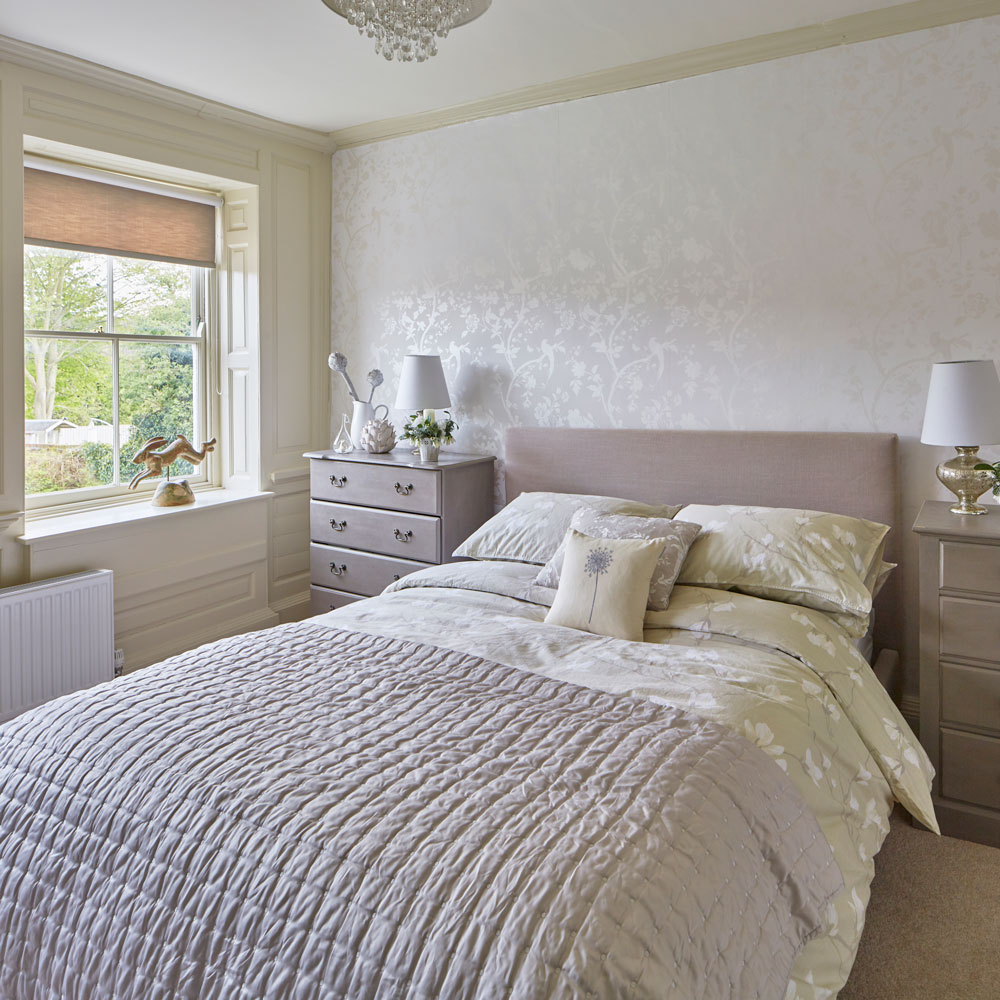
24, 251, 219, 511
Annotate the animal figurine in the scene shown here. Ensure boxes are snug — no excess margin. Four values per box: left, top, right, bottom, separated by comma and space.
128, 435, 217, 490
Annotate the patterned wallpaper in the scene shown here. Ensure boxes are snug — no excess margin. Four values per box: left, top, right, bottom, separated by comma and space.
332, 17, 1000, 697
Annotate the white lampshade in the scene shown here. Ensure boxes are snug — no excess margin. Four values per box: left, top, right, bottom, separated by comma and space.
921, 360, 1000, 446
394, 354, 451, 411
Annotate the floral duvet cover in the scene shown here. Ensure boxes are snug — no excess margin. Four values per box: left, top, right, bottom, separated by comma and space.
320, 560, 936, 1000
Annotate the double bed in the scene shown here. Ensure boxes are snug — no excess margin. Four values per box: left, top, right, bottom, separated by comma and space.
0, 428, 934, 999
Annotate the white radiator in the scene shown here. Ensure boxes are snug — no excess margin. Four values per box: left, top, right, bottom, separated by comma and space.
0, 570, 115, 724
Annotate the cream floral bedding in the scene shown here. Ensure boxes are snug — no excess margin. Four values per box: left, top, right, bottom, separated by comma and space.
321, 560, 936, 1000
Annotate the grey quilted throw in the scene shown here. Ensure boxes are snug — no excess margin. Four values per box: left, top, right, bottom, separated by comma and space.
0, 624, 841, 1000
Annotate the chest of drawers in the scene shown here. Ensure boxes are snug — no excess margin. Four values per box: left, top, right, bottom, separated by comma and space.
303, 449, 495, 616
915, 499, 1000, 846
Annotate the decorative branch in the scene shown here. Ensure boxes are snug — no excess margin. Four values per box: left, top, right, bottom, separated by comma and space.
328, 351, 360, 401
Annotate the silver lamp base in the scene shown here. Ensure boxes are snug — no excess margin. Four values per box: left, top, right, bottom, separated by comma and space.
937, 446, 994, 515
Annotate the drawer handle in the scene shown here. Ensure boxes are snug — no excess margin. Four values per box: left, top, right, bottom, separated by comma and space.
329, 474, 348, 488
329, 519, 347, 531
394, 481, 414, 496
329, 562, 347, 576
394, 528, 414, 543
392, 574, 401, 581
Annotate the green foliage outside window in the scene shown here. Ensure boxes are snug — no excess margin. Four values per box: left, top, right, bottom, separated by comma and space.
23, 246, 203, 496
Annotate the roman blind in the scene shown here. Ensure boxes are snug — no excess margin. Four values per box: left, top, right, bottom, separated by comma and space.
24, 160, 218, 268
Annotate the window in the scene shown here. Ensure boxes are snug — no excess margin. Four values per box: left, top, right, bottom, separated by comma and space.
22, 158, 220, 508
24, 248, 211, 502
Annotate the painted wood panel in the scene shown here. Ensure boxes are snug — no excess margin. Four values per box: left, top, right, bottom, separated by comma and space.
23, 497, 277, 671
272, 158, 313, 452
309, 460, 442, 514
21, 85, 260, 176
309, 542, 428, 596
1, 58, 331, 668
941, 540, 1000, 597
310, 585, 363, 615
310, 500, 441, 562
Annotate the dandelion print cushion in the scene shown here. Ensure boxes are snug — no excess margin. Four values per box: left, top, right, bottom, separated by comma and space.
534, 510, 701, 610
544, 529, 665, 641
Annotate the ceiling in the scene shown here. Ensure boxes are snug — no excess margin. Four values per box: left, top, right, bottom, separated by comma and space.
0, 0, 916, 134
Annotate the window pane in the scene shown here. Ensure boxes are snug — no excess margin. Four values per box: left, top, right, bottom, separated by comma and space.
24, 246, 107, 333
113, 258, 193, 336
119, 342, 198, 481
24, 337, 114, 494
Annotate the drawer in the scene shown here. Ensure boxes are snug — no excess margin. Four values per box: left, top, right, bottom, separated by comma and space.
310, 501, 441, 563
941, 728, 1000, 810
310, 459, 440, 514
940, 597, 1000, 664
310, 586, 364, 616
942, 662, 1000, 735
310, 543, 429, 597
941, 540, 1000, 597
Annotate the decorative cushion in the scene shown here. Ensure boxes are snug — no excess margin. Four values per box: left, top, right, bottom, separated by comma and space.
534, 510, 701, 611
676, 504, 890, 628
453, 491, 681, 565
544, 530, 665, 641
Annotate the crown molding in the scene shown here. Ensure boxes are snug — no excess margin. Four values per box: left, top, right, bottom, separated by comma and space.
2, 0, 997, 156
330, 0, 1000, 149
0, 34, 336, 155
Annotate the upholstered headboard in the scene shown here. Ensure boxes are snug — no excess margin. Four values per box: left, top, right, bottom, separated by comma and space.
504, 427, 901, 659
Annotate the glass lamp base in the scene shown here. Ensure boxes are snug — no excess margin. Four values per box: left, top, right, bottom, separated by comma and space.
938, 446, 994, 515
949, 501, 989, 515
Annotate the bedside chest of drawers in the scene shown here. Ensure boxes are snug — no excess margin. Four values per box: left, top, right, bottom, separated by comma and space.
303, 449, 495, 616
915, 499, 1000, 846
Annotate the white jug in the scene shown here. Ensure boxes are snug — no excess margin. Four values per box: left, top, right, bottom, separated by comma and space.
350, 401, 388, 449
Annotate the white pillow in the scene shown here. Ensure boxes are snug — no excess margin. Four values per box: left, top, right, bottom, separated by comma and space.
534, 510, 701, 611
454, 491, 681, 565
544, 530, 664, 641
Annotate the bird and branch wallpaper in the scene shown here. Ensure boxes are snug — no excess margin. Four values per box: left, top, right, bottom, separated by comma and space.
332, 16, 1000, 698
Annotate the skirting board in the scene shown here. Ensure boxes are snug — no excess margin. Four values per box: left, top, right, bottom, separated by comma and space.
124, 606, 279, 673
271, 590, 313, 624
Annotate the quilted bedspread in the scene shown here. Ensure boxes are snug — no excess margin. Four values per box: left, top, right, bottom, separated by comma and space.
0, 624, 840, 1000
326, 562, 937, 1000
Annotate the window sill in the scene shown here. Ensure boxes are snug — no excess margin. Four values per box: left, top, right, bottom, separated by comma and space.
20, 487, 272, 545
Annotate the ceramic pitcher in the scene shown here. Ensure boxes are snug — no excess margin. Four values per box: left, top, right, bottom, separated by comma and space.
350, 401, 388, 449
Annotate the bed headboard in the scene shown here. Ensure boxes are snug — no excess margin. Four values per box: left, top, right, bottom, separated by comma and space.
504, 427, 901, 656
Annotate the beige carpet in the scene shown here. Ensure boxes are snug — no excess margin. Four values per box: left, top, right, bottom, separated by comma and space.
840, 810, 1000, 999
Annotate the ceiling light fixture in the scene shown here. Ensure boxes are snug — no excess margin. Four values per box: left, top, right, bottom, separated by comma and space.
320, 0, 492, 62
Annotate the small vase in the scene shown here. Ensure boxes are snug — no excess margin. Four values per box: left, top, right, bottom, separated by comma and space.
419, 441, 441, 463
333, 413, 353, 453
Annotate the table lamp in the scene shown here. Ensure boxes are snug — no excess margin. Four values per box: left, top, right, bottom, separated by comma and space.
921, 360, 1000, 515
394, 354, 451, 419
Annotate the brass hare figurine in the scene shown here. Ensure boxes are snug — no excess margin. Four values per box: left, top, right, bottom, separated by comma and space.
128, 435, 217, 493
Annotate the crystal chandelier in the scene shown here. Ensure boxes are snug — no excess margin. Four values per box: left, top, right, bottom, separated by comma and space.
321, 0, 492, 62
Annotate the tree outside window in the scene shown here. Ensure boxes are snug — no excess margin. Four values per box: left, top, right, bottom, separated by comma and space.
23, 246, 208, 499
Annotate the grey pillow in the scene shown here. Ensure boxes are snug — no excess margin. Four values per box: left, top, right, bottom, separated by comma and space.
453, 491, 681, 565
535, 509, 701, 611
